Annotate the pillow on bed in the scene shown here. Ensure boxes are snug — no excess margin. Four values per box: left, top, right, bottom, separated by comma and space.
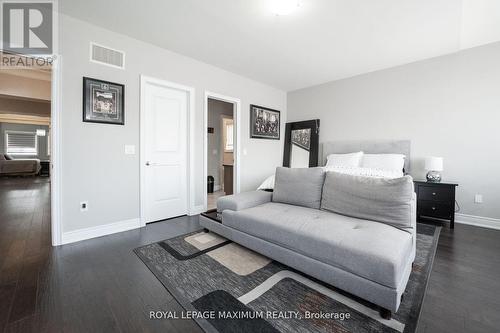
361, 154, 405, 174
325, 151, 363, 168
257, 174, 275, 190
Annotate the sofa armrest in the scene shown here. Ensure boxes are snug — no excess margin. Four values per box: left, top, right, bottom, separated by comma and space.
217, 191, 272, 212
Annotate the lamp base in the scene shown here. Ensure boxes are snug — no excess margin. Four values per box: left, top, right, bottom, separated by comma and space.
426, 171, 442, 182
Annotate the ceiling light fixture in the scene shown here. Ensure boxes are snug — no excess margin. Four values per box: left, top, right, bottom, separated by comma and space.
270, 0, 301, 16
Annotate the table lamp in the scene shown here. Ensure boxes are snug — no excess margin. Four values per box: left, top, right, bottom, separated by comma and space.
425, 157, 443, 182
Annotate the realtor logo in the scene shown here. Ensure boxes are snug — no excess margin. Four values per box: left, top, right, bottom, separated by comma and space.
2, 2, 53, 54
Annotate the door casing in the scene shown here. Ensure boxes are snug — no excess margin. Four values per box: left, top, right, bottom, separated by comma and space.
204, 91, 241, 211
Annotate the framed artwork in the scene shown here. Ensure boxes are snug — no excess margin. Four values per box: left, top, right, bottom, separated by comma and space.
250, 104, 280, 140
291, 128, 311, 151
83, 77, 124, 125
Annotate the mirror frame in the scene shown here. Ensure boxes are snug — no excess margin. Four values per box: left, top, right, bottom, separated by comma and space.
283, 119, 320, 168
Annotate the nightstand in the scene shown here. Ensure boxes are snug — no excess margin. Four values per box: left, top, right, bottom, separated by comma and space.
414, 180, 458, 228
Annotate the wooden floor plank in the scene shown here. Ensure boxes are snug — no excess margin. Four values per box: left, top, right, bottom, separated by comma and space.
1, 176, 499, 333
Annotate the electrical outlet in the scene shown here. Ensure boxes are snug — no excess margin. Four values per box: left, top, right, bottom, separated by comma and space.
474, 194, 483, 204
80, 201, 89, 211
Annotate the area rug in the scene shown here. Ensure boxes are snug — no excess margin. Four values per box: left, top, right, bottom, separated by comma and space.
134, 223, 440, 333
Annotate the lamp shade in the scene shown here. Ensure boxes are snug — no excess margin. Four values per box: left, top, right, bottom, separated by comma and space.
425, 156, 443, 171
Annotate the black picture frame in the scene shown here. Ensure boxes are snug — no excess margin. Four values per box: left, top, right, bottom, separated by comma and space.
250, 104, 280, 140
83, 77, 125, 125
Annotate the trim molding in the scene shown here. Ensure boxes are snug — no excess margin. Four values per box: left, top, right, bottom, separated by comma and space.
0, 113, 50, 125
455, 213, 500, 230
51, 55, 63, 246
189, 205, 206, 216
61, 218, 141, 245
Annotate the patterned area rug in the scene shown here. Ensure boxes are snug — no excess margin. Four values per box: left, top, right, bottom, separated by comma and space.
135, 223, 440, 333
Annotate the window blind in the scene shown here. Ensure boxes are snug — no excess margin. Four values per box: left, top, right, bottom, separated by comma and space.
6, 131, 37, 155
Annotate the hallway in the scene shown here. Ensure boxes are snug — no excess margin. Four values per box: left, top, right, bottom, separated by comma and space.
0, 177, 51, 331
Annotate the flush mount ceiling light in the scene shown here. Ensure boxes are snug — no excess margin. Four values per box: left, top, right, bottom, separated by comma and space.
270, 0, 301, 16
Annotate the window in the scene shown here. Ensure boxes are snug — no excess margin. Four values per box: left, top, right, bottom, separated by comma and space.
223, 118, 234, 152
5, 131, 38, 155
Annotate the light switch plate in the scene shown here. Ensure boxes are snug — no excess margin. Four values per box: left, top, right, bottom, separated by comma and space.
125, 145, 135, 155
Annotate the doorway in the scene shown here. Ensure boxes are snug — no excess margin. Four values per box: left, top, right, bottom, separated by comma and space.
0, 54, 54, 320
140, 76, 194, 224
205, 94, 240, 211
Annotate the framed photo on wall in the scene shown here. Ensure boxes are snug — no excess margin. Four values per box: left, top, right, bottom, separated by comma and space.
83, 77, 125, 125
250, 104, 280, 140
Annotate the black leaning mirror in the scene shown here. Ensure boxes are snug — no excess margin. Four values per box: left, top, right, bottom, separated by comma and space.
283, 119, 320, 168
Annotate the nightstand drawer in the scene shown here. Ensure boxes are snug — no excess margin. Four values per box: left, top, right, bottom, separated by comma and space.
418, 201, 453, 219
418, 186, 453, 201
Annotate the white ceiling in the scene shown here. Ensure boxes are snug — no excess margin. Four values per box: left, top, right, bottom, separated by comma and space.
59, 0, 500, 91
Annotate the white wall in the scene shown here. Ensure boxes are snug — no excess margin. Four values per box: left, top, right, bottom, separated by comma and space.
59, 15, 286, 233
288, 42, 500, 220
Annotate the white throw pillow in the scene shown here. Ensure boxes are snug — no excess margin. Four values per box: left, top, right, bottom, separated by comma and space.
361, 154, 406, 173
257, 174, 275, 190
325, 151, 363, 168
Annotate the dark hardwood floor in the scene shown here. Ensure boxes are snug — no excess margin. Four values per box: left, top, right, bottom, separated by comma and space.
1, 177, 499, 333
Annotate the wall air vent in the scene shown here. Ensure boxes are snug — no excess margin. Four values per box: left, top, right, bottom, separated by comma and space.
90, 42, 125, 69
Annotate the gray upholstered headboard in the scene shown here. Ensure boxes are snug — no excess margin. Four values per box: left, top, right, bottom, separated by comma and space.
321, 140, 411, 173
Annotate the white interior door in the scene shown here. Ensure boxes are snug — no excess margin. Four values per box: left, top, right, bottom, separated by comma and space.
143, 81, 188, 223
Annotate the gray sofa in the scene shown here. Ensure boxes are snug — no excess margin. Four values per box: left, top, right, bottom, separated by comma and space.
199, 167, 416, 318
0, 155, 41, 176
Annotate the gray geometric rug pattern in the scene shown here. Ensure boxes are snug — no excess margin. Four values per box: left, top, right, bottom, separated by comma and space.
135, 223, 440, 333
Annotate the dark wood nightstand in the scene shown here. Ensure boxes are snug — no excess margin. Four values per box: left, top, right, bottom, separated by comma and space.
414, 180, 458, 228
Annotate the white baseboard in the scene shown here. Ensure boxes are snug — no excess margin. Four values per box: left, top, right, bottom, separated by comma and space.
455, 213, 500, 230
61, 218, 141, 245
189, 205, 206, 216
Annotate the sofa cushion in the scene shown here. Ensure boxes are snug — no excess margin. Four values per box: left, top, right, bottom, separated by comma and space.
222, 202, 413, 288
0, 159, 39, 174
217, 191, 272, 212
272, 167, 325, 209
321, 172, 414, 229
